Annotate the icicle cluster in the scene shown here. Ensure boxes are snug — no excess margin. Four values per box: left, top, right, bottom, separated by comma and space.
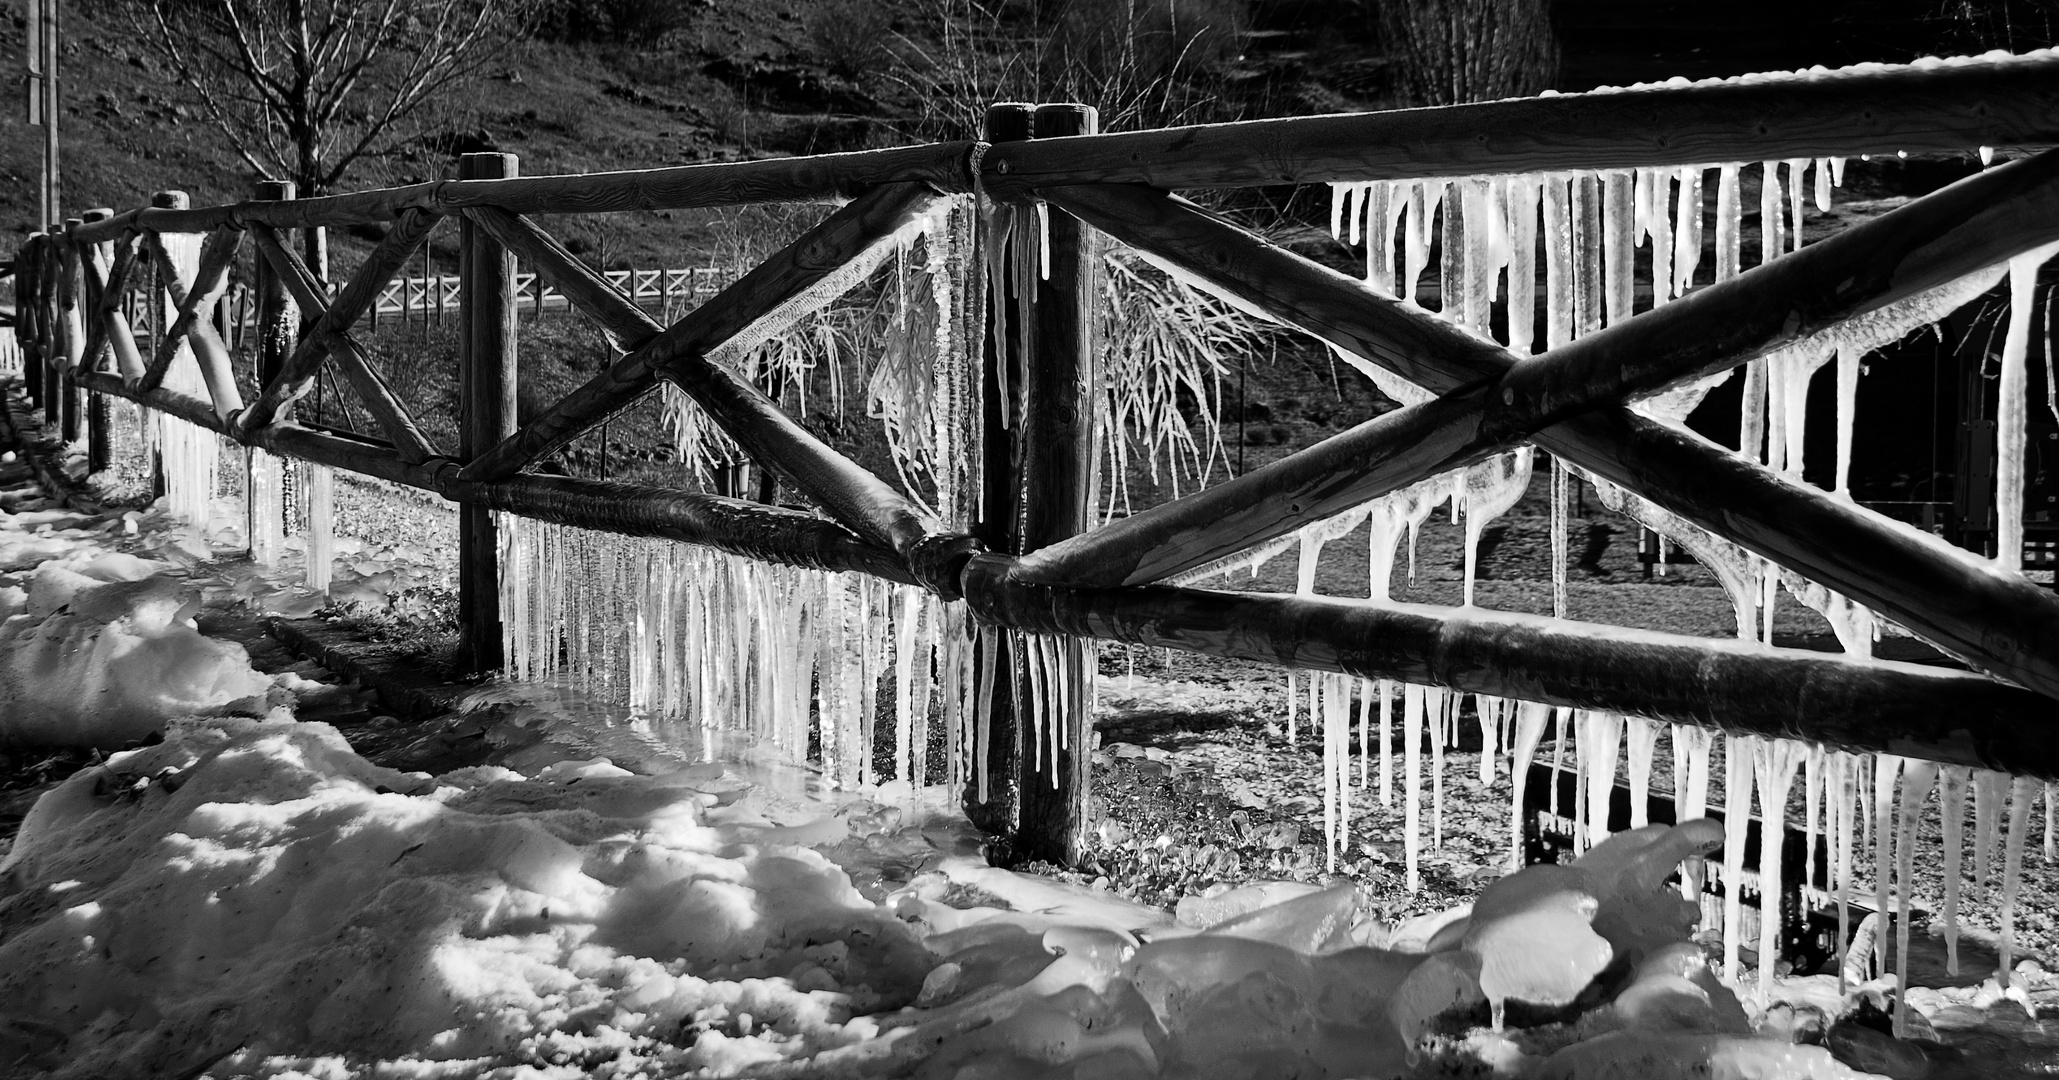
497, 516, 979, 792
1312, 155, 2059, 1011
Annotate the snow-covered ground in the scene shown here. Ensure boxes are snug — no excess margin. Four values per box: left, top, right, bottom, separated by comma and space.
7, 431, 2059, 1080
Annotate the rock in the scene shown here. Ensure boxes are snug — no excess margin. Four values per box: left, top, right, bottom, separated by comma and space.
1826, 1019, 1932, 1079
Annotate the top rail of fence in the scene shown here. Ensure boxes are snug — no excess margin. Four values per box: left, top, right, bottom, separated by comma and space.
67, 51, 2059, 245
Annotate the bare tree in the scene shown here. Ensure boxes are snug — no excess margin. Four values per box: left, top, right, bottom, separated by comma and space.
128, 0, 529, 197
1379, 0, 1558, 106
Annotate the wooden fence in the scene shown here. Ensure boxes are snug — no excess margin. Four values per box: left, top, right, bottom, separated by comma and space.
13, 52, 2059, 862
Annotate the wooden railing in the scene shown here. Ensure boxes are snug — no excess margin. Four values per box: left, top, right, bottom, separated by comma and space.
14, 50, 2059, 861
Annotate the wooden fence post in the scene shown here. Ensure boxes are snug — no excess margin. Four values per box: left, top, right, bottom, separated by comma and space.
252, 181, 298, 392
58, 218, 83, 446
79, 208, 113, 474
966, 102, 1033, 846
458, 152, 519, 675
250, 181, 296, 563
42, 227, 61, 426
1013, 102, 1101, 867
21, 233, 43, 414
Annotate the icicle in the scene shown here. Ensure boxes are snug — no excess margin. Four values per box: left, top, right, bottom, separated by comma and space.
1673, 166, 1704, 298
1625, 719, 1658, 829
1543, 176, 1574, 349
1757, 739, 1805, 1002
1871, 755, 1903, 979
1647, 169, 1675, 305
1440, 181, 1465, 323
1404, 683, 1424, 892
2001, 775, 2037, 984
1285, 668, 1298, 746
1460, 178, 1501, 338
306, 463, 333, 593
1359, 677, 1375, 791
1582, 711, 1623, 847
1721, 735, 1756, 984
2048, 782, 2056, 861
1892, 760, 1938, 1037
1548, 706, 1569, 823
1981, 145, 1997, 167
1997, 246, 2059, 572
1602, 170, 1635, 326
1508, 701, 1549, 871
1505, 176, 1538, 354
1759, 162, 1784, 265
1572, 173, 1603, 338
1714, 164, 1742, 282
1429, 687, 1448, 849
1365, 182, 1393, 295
1835, 753, 1857, 992
1475, 695, 1499, 786
1379, 679, 1394, 806
1787, 159, 1810, 252
1550, 456, 1570, 619
1940, 765, 1970, 975
1804, 746, 1825, 891
1329, 181, 1349, 241
1833, 344, 1861, 498
1403, 181, 1437, 306
1813, 157, 1833, 212
1462, 449, 1535, 606
1975, 770, 2007, 902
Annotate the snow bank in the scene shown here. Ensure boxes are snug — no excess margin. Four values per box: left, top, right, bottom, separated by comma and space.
0, 561, 274, 746
0, 718, 934, 1078
0, 715, 1906, 1080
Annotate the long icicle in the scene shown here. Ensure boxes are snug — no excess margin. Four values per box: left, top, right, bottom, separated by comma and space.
1940, 765, 1971, 976
1509, 701, 1550, 871
1721, 734, 1756, 984
2001, 775, 2038, 987
1892, 760, 1939, 1037
1757, 739, 1805, 1003
1872, 754, 1904, 980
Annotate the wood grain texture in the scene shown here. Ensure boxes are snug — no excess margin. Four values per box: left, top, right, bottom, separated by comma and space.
961, 555, 2059, 778
247, 224, 439, 462
1040, 182, 2059, 704
241, 209, 438, 429
1022, 154, 2059, 589
982, 52, 2059, 195
68, 141, 979, 243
